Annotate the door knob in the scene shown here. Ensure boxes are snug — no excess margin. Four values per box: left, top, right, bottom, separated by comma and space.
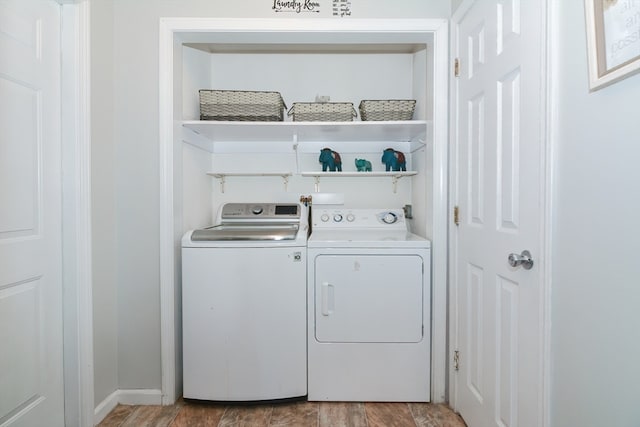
508, 250, 534, 270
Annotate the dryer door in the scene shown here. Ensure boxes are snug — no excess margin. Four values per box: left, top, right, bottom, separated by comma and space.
314, 254, 424, 343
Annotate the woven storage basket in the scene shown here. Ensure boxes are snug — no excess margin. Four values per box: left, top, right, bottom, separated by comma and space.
288, 102, 357, 122
199, 90, 286, 121
359, 99, 416, 121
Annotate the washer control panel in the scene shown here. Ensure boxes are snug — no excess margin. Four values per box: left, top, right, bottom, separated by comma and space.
220, 203, 301, 222
313, 208, 406, 229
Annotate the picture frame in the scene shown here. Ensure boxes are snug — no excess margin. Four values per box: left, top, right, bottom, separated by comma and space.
584, 0, 640, 91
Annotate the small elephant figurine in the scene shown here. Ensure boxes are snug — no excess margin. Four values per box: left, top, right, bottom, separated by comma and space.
319, 148, 342, 172
355, 158, 372, 172
381, 148, 407, 172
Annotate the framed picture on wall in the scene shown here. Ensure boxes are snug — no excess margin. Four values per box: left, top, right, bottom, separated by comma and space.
585, 0, 640, 91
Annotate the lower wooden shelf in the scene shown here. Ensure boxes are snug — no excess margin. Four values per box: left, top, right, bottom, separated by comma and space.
300, 171, 417, 193
206, 171, 418, 193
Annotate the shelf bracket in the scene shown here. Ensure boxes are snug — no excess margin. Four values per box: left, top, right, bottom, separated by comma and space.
293, 133, 300, 174
282, 175, 289, 191
392, 175, 399, 193
411, 138, 427, 153
218, 175, 226, 193
314, 176, 321, 192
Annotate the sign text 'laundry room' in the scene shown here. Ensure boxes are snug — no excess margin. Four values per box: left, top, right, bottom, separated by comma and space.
272, 0, 320, 13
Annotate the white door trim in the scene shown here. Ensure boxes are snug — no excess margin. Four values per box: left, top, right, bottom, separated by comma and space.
448, 1, 552, 425
429, 19, 450, 403
158, 17, 177, 405
159, 18, 449, 405
61, 1, 94, 426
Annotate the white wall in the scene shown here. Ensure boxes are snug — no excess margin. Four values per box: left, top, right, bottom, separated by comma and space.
208, 52, 417, 114
93, 0, 451, 401
450, 0, 464, 15
550, 2, 640, 426
182, 47, 213, 232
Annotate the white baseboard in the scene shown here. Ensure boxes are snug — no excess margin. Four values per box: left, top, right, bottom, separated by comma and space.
93, 390, 119, 426
93, 389, 163, 425
117, 389, 163, 406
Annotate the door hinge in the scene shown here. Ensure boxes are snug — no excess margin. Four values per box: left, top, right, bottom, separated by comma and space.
454, 58, 460, 77
454, 350, 460, 371
453, 206, 460, 227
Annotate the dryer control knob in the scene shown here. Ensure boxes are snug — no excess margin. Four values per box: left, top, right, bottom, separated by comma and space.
333, 214, 343, 222
320, 213, 330, 222
382, 212, 398, 224
346, 214, 355, 222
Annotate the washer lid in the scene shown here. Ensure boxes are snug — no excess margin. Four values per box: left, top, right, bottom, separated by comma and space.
192, 224, 300, 241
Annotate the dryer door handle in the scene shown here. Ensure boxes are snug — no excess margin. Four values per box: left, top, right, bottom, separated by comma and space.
321, 282, 335, 316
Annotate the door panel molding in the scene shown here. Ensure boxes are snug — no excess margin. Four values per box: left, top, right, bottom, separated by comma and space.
465, 262, 484, 402
496, 68, 521, 232
468, 92, 486, 226
496, 274, 518, 427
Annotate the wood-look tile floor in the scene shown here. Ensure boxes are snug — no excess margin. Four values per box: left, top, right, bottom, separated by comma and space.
98, 400, 466, 427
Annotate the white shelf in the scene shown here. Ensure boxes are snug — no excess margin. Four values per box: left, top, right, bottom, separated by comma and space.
300, 171, 417, 178
300, 171, 417, 193
205, 170, 418, 193
183, 120, 428, 144
206, 172, 292, 178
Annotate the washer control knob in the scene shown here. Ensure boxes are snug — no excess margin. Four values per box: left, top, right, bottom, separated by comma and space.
320, 213, 330, 222
382, 212, 398, 224
333, 214, 343, 222
252, 206, 264, 215
346, 213, 355, 222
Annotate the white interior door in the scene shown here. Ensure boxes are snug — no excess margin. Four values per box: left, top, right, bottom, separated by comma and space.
0, 1, 64, 426
451, 1, 546, 426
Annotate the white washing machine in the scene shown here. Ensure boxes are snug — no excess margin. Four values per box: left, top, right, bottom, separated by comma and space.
307, 208, 431, 402
182, 202, 308, 402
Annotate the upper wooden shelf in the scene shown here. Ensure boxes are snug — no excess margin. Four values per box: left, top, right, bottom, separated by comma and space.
182, 120, 428, 144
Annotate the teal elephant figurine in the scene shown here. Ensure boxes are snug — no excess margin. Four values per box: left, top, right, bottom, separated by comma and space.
381, 148, 407, 172
319, 148, 342, 172
355, 158, 372, 172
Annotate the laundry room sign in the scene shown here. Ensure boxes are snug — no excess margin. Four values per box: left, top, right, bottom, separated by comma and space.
272, 0, 321, 13
270, 0, 353, 16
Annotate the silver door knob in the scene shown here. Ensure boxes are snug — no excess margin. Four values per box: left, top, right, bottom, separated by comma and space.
508, 250, 534, 270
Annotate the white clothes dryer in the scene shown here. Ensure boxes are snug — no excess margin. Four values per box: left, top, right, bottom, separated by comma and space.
307, 208, 431, 402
